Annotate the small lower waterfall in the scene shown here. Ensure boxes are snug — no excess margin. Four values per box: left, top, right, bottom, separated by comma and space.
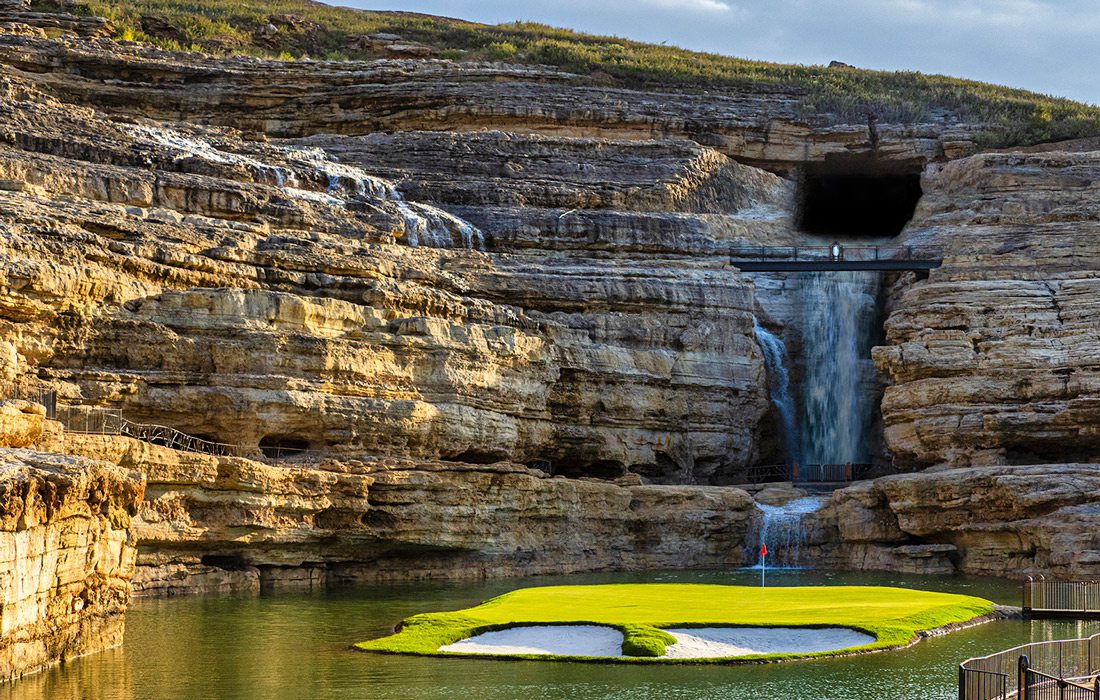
746, 495, 827, 568
798, 271, 880, 465
752, 318, 801, 466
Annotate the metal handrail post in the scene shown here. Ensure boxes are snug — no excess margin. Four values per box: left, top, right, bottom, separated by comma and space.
1020, 655, 1030, 700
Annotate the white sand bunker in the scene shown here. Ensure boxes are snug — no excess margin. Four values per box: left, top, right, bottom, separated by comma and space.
440, 625, 624, 657
439, 624, 875, 659
662, 627, 875, 658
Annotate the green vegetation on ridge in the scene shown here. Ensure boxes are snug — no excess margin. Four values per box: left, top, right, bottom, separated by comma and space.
56, 0, 1100, 147
357, 583, 996, 662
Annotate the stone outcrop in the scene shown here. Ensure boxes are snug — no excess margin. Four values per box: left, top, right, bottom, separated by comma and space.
0, 48, 773, 484
880, 150, 1100, 468
58, 434, 756, 595
0, 400, 42, 448
0, 449, 144, 681
820, 465, 1100, 578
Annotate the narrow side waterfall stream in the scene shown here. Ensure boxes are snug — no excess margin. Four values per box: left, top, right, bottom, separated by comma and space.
752, 318, 802, 466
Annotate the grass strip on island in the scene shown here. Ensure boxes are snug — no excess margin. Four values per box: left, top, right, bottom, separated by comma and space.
356, 583, 996, 663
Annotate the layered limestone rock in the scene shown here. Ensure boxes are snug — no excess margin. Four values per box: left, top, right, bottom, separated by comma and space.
819, 465, 1100, 578
0, 27, 980, 171
879, 150, 1100, 468
0, 400, 42, 448
0, 57, 772, 483
57, 434, 757, 595
0, 449, 144, 681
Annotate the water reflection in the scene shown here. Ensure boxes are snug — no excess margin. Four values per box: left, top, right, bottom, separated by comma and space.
4, 570, 1097, 700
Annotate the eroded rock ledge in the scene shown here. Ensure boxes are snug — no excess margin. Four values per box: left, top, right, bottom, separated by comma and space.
55, 434, 756, 596
0, 449, 144, 682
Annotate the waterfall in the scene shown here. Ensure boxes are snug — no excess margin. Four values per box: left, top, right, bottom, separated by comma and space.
798, 271, 880, 465
752, 317, 801, 466
746, 496, 826, 569
124, 124, 485, 250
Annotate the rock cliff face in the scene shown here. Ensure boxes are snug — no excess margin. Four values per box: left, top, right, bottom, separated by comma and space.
819, 464, 1100, 578
56, 433, 756, 596
0, 71, 769, 483
880, 150, 1100, 468
1, 0, 1099, 628
0, 449, 144, 681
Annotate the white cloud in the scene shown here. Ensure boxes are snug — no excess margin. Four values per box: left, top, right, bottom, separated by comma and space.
640, 0, 734, 12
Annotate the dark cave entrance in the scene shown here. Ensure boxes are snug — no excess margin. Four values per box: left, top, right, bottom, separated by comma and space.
259, 435, 310, 459
798, 158, 924, 237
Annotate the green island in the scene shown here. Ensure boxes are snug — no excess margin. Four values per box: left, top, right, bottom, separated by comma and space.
357, 583, 997, 663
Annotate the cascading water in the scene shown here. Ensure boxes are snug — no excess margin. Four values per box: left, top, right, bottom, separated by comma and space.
798, 271, 881, 465
746, 495, 826, 568
124, 124, 484, 250
752, 317, 801, 466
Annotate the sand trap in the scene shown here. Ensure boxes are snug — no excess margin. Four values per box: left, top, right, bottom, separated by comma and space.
439, 624, 875, 659
662, 627, 875, 658
440, 625, 624, 657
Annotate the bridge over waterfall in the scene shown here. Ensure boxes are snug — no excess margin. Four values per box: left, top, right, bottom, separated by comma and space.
730, 244, 943, 272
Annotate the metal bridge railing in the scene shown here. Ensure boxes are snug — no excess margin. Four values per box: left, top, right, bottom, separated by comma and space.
743, 463, 873, 484
728, 244, 944, 261
1024, 577, 1100, 617
960, 633, 1100, 700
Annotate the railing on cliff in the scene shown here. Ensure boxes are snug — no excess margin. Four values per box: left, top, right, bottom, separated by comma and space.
959, 633, 1100, 700
0, 385, 311, 462
53, 404, 248, 457
729, 244, 944, 272
1024, 576, 1100, 619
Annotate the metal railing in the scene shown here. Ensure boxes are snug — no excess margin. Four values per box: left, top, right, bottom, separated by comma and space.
744, 462, 872, 484
0, 383, 57, 419
728, 244, 943, 261
1024, 577, 1100, 617
794, 462, 873, 483
1, 385, 307, 463
55, 404, 248, 457
960, 633, 1100, 700
1023, 662, 1100, 700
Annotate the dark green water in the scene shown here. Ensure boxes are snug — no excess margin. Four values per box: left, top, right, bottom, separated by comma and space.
7, 569, 1099, 700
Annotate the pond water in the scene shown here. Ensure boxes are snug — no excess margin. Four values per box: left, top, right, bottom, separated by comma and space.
7, 569, 1099, 700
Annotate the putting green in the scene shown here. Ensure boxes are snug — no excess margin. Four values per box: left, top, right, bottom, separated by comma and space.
357, 583, 996, 663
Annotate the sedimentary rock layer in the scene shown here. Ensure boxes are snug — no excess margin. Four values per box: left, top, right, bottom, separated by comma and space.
881, 150, 1100, 468
0, 449, 144, 681
58, 434, 756, 595
821, 464, 1100, 578
0, 46, 773, 483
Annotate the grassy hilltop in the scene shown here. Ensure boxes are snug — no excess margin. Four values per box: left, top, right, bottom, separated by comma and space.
64, 0, 1100, 146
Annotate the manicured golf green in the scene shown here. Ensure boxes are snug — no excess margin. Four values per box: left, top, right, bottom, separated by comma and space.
357, 583, 996, 663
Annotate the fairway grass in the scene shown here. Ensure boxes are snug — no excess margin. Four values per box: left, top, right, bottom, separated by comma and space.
356, 583, 996, 663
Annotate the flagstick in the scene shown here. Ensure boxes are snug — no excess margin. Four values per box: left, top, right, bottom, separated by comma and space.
761, 551, 765, 587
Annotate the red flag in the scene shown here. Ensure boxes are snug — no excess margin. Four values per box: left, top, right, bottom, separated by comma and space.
760, 544, 768, 557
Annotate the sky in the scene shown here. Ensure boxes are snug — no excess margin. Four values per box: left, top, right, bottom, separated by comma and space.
336, 0, 1099, 105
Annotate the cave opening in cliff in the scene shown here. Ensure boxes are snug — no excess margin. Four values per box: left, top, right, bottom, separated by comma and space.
554, 459, 627, 480
798, 158, 923, 237
259, 435, 310, 459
